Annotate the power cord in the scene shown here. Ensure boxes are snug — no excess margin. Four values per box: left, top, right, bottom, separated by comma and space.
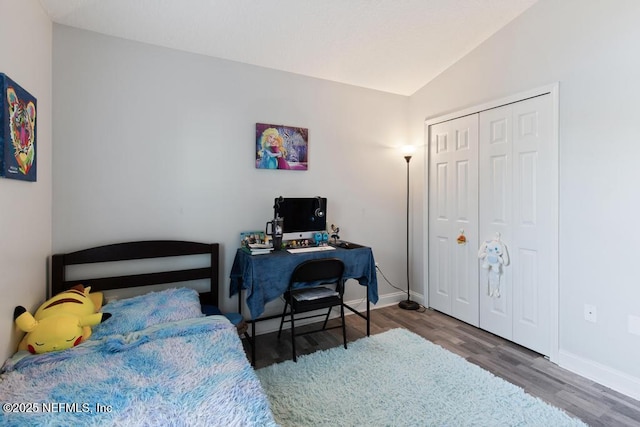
375, 264, 404, 293
375, 265, 428, 312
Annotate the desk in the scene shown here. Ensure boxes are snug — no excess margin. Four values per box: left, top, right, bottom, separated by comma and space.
230, 245, 378, 318
229, 245, 378, 363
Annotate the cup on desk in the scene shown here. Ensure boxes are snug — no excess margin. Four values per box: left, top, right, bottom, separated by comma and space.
266, 217, 284, 251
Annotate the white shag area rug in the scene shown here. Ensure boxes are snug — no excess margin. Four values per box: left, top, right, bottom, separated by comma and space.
256, 328, 586, 427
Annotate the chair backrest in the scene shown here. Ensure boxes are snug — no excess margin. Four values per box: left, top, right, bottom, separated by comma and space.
289, 258, 345, 289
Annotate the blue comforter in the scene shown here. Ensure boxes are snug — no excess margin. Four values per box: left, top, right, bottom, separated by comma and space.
0, 316, 277, 427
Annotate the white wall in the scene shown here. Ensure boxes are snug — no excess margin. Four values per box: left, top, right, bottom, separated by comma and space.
52, 25, 410, 319
409, 0, 640, 398
0, 0, 52, 360
47, 0, 640, 400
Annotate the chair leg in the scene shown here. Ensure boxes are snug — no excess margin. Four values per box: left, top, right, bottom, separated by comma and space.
321, 307, 332, 330
277, 300, 289, 339
290, 308, 297, 362
341, 303, 347, 350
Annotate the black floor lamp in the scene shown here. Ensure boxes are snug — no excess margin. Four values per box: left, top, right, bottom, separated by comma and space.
399, 151, 420, 310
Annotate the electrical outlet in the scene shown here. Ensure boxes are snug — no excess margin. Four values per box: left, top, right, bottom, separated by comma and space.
584, 304, 597, 323
628, 315, 640, 336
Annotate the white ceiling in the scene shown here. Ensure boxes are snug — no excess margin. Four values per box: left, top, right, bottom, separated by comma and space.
39, 0, 537, 96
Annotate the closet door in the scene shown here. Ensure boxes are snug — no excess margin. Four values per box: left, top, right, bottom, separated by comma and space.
478, 94, 555, 356
428, 115, 479, 326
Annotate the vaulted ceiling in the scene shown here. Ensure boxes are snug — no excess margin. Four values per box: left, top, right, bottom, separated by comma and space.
39, 0, 538, 96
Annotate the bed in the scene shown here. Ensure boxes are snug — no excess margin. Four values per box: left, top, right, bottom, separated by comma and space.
0, 240, 277, 427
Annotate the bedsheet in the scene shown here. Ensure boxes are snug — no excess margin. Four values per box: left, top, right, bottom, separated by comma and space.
0, 316, 277, 427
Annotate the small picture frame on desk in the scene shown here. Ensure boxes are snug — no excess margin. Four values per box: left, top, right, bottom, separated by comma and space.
240, 231, 266, 248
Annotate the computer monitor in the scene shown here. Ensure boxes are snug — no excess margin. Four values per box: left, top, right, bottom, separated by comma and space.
274, 196, 327, 240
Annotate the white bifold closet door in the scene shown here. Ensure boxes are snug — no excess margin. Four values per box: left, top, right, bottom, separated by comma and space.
428, 93, 555, 357
428, 114, 479, 327
478, 94, 554, 356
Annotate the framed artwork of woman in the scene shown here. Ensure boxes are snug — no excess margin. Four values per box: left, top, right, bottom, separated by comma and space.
255, 123, 308, 170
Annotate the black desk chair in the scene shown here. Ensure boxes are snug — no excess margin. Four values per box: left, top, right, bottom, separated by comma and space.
277, 258, 347, 362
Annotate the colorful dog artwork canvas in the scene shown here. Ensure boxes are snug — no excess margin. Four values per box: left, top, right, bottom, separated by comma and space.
255, 123, 308, 170
1, 73, 37, 182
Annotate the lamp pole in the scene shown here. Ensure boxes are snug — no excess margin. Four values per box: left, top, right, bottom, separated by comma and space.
399, 154, 419, 310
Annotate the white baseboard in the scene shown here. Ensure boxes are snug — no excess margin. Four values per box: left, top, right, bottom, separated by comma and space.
558, 349, 640, 401
369, 290, 425, 309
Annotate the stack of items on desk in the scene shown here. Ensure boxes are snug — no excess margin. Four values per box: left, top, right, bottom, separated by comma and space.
244, 243, 274, 255
240, 231, 273, 255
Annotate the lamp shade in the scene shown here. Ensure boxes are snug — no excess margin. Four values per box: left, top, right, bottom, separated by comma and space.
401, 145, 416, 156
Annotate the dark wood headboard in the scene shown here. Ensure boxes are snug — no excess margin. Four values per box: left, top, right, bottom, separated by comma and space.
51, 240, 220, 307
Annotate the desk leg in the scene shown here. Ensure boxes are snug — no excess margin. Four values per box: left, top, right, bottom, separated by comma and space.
237, 288, 257, 366
251, 320, 256, 366
366, 286, 370, 336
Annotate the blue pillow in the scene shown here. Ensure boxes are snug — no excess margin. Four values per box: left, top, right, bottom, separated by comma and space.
91, 287, 204, 339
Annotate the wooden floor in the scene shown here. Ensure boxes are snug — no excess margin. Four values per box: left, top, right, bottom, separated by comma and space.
243, 304, 640, 427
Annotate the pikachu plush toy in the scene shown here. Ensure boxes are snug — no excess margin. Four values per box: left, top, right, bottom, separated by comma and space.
14, 285, 111, 354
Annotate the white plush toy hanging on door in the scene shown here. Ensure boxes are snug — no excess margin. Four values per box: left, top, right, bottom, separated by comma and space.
478, 233, 510, 297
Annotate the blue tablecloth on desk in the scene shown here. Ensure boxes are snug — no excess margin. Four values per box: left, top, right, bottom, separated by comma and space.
229, 246, 379, 319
